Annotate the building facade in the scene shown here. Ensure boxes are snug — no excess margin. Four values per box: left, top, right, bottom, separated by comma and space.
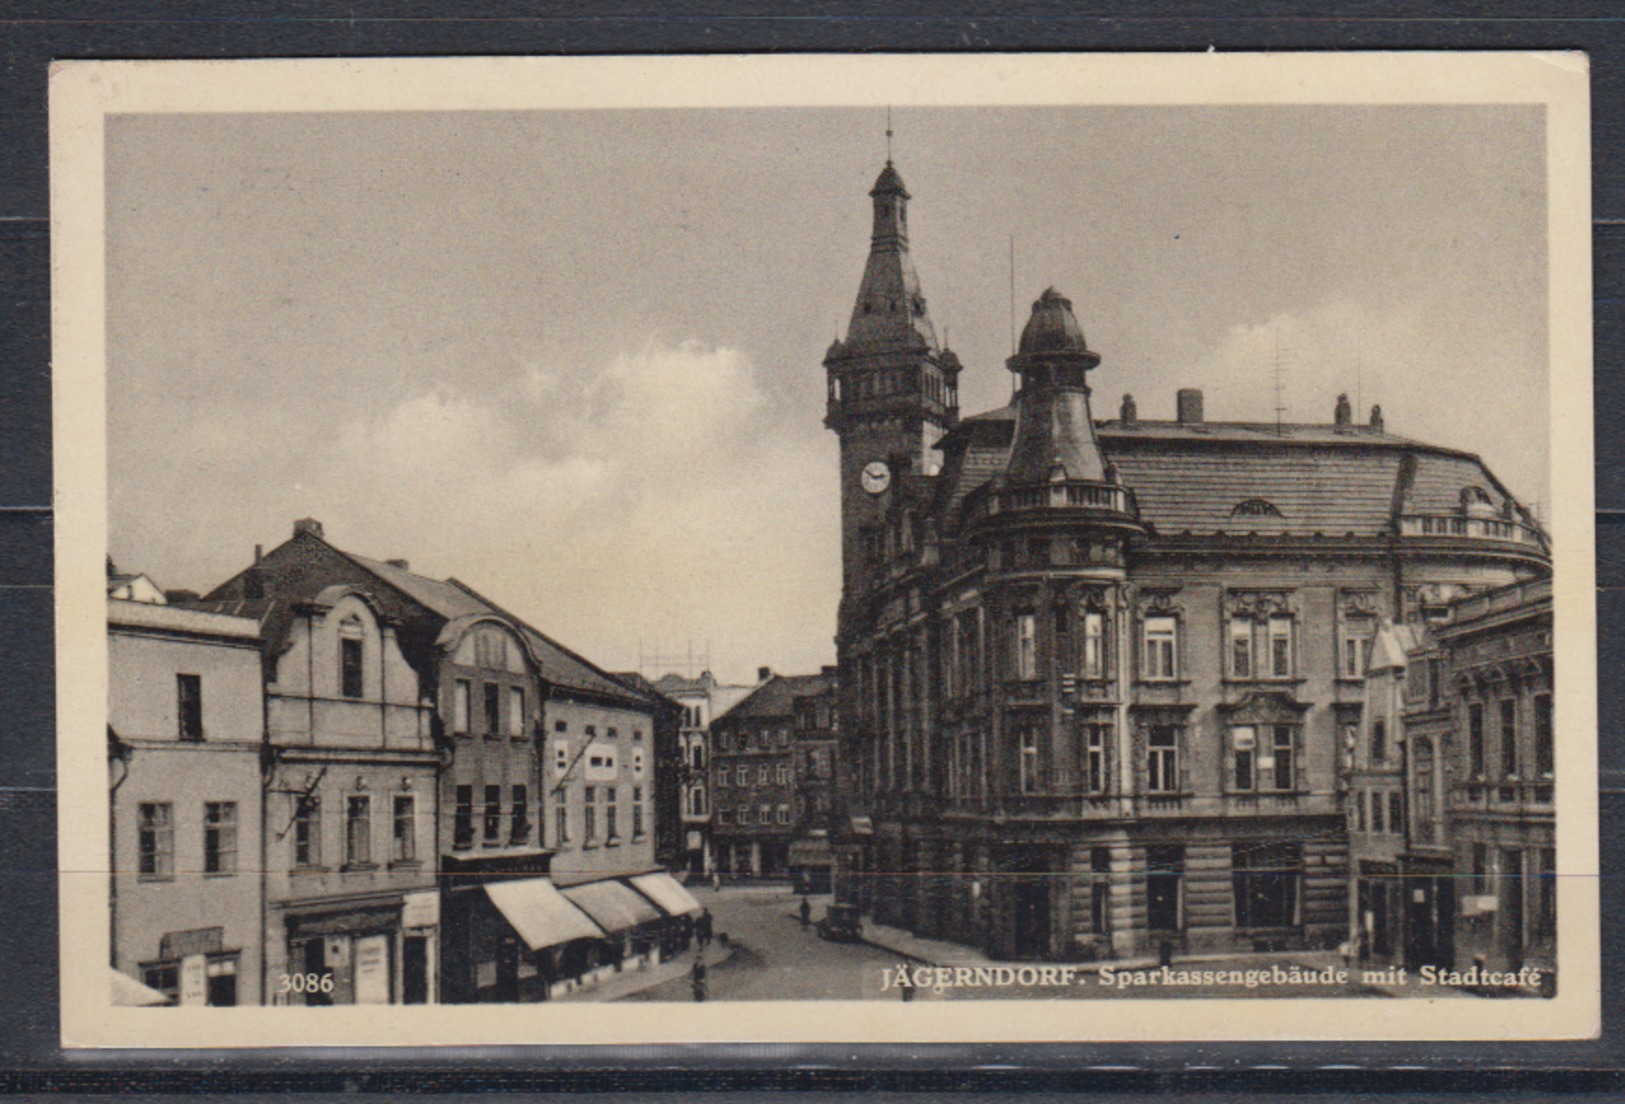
109, 596, 265, 1006
611, 672, 686, 872
651, 670, 758, 877
823, 160, 1551, 962
253, 584, 441, 1005
711, 671, 832, 879
789, 669, 841, 892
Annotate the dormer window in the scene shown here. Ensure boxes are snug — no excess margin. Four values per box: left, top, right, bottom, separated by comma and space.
1232, 498, 1283, 519
1461, 486, 1497, 518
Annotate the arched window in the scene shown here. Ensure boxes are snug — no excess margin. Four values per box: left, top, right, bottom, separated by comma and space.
1231, 498, 1283, 518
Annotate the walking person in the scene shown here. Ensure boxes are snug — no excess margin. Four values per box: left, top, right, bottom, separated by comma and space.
690, 958, 708, 1003
711, 870, 722, 894
799, 896, 812, 929
697, 907, 713, 949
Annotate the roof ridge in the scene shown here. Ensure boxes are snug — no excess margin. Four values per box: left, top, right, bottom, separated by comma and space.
443, 577, 637, 700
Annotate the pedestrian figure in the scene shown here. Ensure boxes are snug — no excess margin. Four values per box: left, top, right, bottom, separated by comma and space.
690, 959, 708, 1003
799, 897, 812, 929
697, 908, 713, 948
711, 870, 722, 893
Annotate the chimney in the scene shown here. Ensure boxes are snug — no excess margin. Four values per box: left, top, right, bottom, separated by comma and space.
1176, 388, 1204, 426
1334, 392, 1352, 428
1119, 393, 1138, 428
821, 664, 838, 678
253, 543, 263, 564
293, 517, 324, 540
386, 558, 410, 570
1370, 404, 1385, 432
757, 666, 773, 683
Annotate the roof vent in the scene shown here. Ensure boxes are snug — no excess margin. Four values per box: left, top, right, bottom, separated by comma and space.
1370, 404, 1385, 431
293, 517, 324, 540
1334, 393, 1352, 428
1120, 393, 1138, 428
1176, 388, 1204, 426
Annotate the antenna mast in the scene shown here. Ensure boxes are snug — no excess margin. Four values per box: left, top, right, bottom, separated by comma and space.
1009, 236, 1017, 357
885, 106, 894, 163
1273, 329, 1288, 436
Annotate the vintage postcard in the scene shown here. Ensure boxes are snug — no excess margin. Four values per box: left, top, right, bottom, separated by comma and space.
52, 53, 1596, 1047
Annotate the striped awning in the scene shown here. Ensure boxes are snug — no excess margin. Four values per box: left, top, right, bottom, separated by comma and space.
629, 871, 703, 918
562, 878, 663, 934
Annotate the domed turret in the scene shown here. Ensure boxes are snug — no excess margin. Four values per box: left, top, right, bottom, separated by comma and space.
1018, 287, 1096, 360
870, 161, 909, 199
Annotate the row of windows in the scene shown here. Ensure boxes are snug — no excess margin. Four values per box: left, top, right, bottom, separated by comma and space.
450, 785, 531, 850
1065, 843, 1305, 933
1351, 788, 1407, 837
137, 801, 239, 879
714, 763, 791, 788
714, 726, 792, 752
551, 719, 642, 741
550, 785, 646, 848
1007, 723, 1299, 797
1466, 694, 1555, 780
452, 680, 527, 738
291, 793, 420, 868
715, 803, 792, 827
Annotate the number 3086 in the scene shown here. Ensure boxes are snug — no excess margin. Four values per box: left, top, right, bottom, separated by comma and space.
278, 972, 335, 994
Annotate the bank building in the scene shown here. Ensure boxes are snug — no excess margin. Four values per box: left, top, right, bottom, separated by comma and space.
822, 159, 1551, 962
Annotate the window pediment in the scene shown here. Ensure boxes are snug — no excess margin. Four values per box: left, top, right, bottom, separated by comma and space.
1218, 690, 1310, 724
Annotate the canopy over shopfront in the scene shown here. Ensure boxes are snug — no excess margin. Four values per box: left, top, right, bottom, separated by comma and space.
629, 871, 703, 918
561, 878, 664, 934
485, 878, 605, 951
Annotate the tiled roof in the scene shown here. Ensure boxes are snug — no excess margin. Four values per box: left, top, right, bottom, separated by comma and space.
344, 553, 491, 620
936, 408, 1528, 540
713, 672, 835, 724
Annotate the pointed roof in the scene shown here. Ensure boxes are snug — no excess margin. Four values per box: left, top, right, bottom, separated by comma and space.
835, 161, 938, 356
870, 160, 909, 198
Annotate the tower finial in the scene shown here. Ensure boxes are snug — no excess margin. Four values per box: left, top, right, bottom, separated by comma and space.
885, 105, 894, 164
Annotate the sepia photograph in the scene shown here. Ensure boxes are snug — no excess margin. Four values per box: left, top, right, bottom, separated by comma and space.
52, 53, 1596, 1046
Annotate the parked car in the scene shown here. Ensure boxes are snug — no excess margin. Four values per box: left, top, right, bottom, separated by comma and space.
816, 902, 863, 943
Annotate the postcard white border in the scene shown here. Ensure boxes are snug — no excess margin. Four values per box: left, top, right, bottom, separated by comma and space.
52, 51, 1597, 1048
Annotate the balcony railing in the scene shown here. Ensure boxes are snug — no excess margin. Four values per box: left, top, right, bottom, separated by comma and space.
1398, 513, 1549, 551
976, 479, 1139, 520
1452, 778, 1554, 812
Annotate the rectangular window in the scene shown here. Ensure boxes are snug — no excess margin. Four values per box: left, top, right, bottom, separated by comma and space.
1233, 726, 1256, 790
1019, 729, 1040, 794
1388, 790, 1404, 837
203, 801, 237, 875
453, 785, 473, 849
1370, 789, 1385, 834
1268, 615, 1293, 678
1015, 613, 1038, 680
508, 687, 525, 737
177, 674, 203, 741
138, 802, 174, 880
776, 764, 789, 785
340, 636, 364, 699
1147, 726, 1179, 794
1341, 620, 1374, 678
1081, 611, 1105, 678
555, 787, 570, 845
606, 787, 619, 841
483, 785, 501, 844
294, 795, 322, 867
1232, 842, 1302, 929
584, 786, 597, 842
759, 765, 771, 786
1089, 846, 1112, 934
1469, 702, 1486, 777
777, 803, 790, 825
1143, 616, 1177, 680
392, 795, 416, 862
737, 803, 750, 825
759, 803, 772, 826
454, 680, 471, 734
345, 795, 371, 866
1371, 718, 1387, 763
632, 786, 644, 838
1471, 843, 1488, 895
1270, 725, 1294, 791
1537, 847, 1557, 941
1085, 723, 1109, 794
510, 785, 529, 843
1145, 844, 1184, 931
1355, 788, 1367, 832
1535, 693, 1554, 776
483, 682, 501, 736
1229, 618, 1254, 679
1500, 698, 1519, 778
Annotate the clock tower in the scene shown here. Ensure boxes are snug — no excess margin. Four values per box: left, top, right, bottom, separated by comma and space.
823, 160, 960, 609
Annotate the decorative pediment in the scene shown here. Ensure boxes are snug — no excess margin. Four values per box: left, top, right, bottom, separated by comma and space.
1068, 583, 1111, 611
1217, 690, 1311, 724
1339, 589, 1380, 617
1224, 590, 1297, 620
1138, 587, 1182, 615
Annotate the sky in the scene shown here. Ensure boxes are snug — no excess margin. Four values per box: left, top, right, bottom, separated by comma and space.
105, 104, 1549, 684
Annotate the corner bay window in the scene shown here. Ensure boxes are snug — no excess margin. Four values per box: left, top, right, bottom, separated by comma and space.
1146, 726, 1180, 794
1014, 613, 1037, 680
1142, 616, 1177, 680
1232, 842, 1302, 929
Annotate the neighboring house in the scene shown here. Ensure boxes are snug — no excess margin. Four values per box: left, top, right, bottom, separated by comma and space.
201, 519, 659, 1003
195, 584, 441, 1006
651, 670, 757, 877
710, 669, 830, 879
789, 668, 840, 892
108, 595, 265, 1006
611, 672, 686, 872
822, 159, 1551, 961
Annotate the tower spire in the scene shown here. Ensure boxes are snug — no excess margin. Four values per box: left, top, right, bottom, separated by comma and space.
886, 106, 894, 163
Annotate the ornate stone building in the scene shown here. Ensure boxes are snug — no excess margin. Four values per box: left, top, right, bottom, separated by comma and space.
823, 160, 1551, 962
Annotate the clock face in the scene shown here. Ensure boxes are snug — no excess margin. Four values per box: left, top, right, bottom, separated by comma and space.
861, 460, 892, 496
